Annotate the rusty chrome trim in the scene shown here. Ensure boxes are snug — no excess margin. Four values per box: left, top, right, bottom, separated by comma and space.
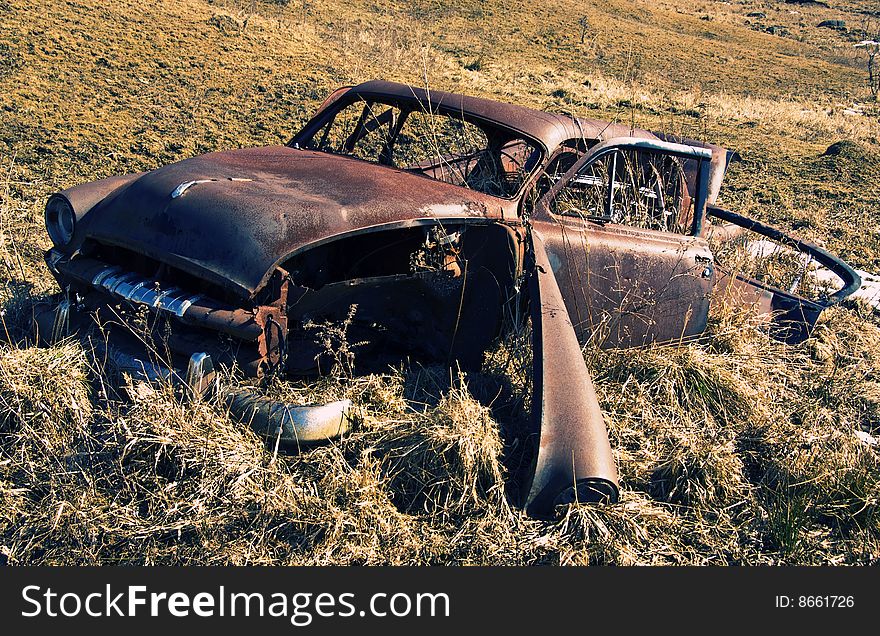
49, 253, 264, 341
185, 352, 216, 397
171, 179, 216, 199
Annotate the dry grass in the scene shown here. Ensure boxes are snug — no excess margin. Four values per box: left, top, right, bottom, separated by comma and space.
2, 302, 878, 565
1, 0, 879, 565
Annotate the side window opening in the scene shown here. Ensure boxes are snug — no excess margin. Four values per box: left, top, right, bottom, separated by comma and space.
551, 148, 690, 234
524, 140, 590, 217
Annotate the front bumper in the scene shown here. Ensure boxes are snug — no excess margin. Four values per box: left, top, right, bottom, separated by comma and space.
44, 248, 282, 377
32, 271, 351, 446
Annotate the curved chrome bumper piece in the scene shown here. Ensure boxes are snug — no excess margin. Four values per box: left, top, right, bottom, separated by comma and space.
31, 299, 351, 446
226, 390, 352, 445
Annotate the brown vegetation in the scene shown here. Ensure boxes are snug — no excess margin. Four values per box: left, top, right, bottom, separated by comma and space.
1, 0, 879, 565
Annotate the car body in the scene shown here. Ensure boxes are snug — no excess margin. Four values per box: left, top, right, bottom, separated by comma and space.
37, 80, 861, 517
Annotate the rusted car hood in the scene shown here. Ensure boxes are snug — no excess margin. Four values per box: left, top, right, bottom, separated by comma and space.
80, 146, 506, 298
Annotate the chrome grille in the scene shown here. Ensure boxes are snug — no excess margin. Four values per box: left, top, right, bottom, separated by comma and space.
90, 265, 203, 317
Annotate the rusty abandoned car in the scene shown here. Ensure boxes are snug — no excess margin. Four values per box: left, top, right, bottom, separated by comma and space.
35, 80, 861, 517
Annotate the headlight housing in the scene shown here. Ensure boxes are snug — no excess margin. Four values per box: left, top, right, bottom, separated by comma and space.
45, 194, 76, 246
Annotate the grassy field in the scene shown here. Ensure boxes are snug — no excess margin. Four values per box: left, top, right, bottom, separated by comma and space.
1, 0, 879, 564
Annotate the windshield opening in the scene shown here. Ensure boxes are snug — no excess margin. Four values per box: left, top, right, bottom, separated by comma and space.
297, 97, 542, 199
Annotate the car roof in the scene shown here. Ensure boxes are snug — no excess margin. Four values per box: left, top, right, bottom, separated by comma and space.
345, 80, 656, 151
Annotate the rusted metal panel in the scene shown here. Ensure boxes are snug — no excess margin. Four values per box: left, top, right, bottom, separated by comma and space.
48, 173, 145, 255
71, 148, 508, 299
707, 206, 861, 343
254, 268, 290, 376
530, 137, 715, 348
533, 220, 713, 347
523, 231, 619, 517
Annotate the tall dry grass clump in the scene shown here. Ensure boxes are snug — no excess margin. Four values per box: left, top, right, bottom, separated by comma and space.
0, 343, 92, 455
571, 299, 880, 564
366, 375, 506, 519
551, 494, 684, 565
0, 346, 510, 564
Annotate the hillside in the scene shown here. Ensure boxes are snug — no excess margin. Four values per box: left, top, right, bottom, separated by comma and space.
1, 0, 879, 565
